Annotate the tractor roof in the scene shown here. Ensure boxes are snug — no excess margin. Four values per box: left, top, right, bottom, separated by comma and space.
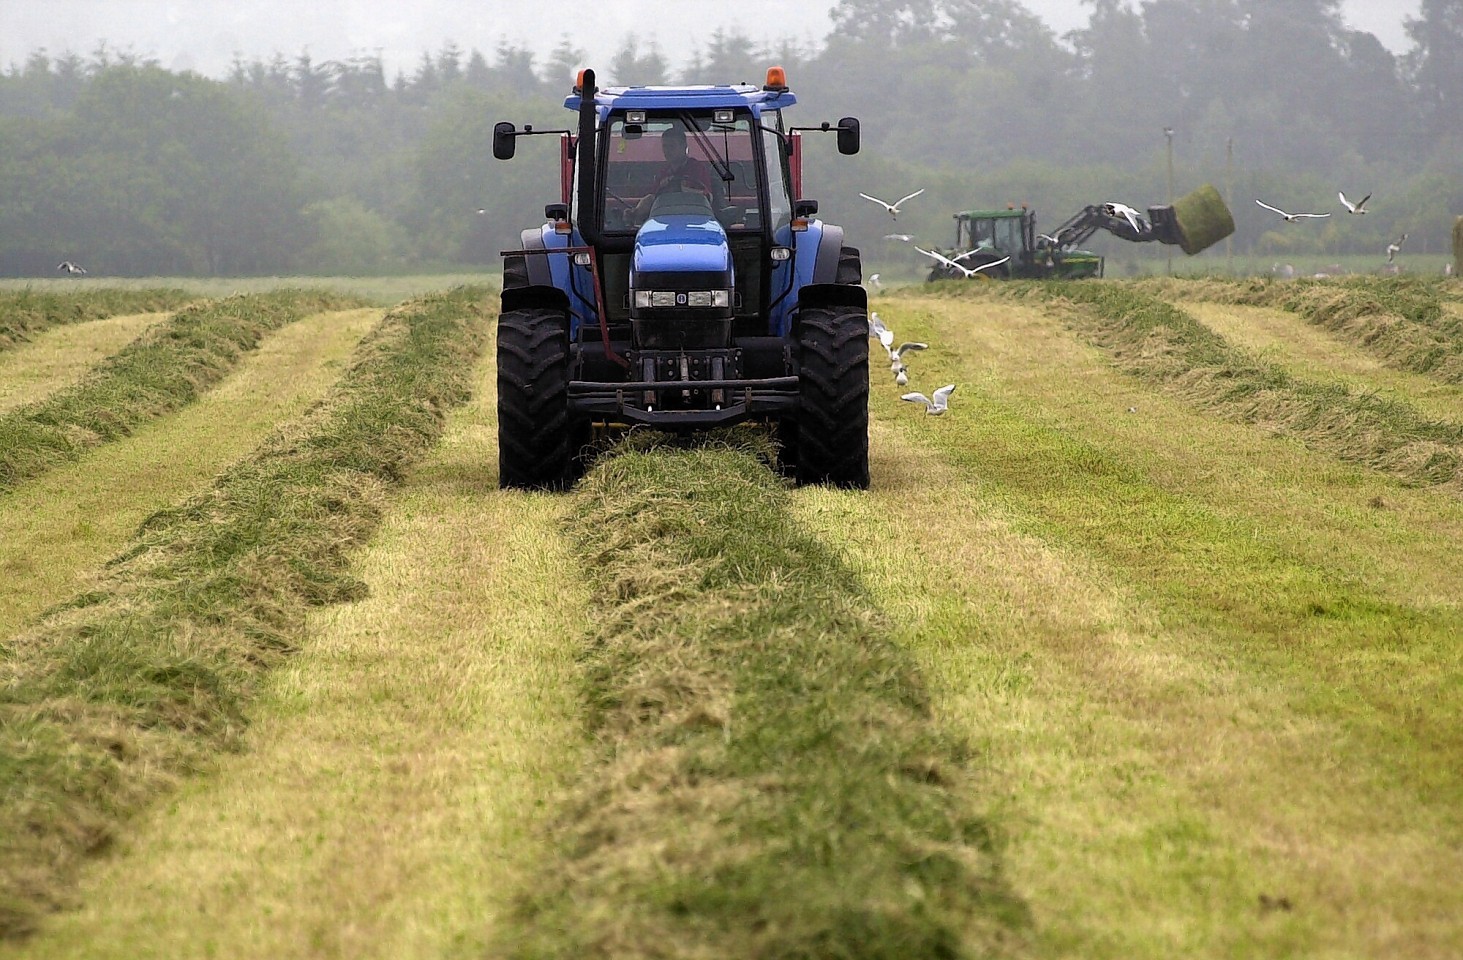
566, 83, 797, 119
956, 209, 1031, 220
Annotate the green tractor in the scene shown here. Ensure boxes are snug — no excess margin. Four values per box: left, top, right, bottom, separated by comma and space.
923, 206, 1103, 281
924, 185, 1235, 281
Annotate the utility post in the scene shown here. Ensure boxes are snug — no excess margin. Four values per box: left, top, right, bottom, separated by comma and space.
1226, 137, 1234, 276
1164, 126, 1175, 277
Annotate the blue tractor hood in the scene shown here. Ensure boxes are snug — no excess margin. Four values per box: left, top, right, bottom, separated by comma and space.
633, 206, 733, 284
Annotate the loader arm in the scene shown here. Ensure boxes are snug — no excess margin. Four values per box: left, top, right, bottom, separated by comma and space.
1048, 184, 1234, 256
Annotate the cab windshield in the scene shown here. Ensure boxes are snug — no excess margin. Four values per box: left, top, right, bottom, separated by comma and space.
601, 113, 763, 233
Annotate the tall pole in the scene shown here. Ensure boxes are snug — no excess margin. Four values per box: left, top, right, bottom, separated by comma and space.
1165, 126, 1175, 277
1225, 137, 1234, 277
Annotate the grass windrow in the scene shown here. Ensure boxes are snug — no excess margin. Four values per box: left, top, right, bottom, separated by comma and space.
0, 287, 491, 939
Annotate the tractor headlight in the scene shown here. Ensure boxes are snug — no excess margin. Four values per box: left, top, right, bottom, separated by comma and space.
633, 289, 731, 309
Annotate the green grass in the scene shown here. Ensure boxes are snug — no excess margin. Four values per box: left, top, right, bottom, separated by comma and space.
1143, 275, 1463, 382
0, 286, 491, 939
989, 280, 1463, 491
493, 433, 1029, 960
857, 295, 1463, 957
0, 290, 366, 493
0, 288, 196, 354
0, 273, 500, 307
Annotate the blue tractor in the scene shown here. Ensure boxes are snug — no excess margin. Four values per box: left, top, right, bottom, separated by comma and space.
491, 67, 868, 490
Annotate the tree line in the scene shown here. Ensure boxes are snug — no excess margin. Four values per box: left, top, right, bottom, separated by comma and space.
2, 0, 1460, 278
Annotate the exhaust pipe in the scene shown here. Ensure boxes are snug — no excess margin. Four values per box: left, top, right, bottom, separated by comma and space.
576, 68, 601, 249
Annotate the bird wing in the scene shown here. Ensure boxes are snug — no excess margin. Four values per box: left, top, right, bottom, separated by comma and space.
1294, 213, 1330, 219
1255, 199, 1289, 217
879, 329, 895, 350
915, 247, 959, 269
1118, 207, 1140, 232
951, 248, 981, 262
859, 192, 892, 210
900, 392, 931, 406
932, 384, 957, 405
1339, 191, 1354, 212
1355, 193, 1371, 210
893, 342, 928, 359
894, 188, 925, 208
971, 256, 1011, 273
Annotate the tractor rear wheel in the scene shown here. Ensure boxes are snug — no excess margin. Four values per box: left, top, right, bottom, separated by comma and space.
497, 306, 578, 490
794, 304, 870, 489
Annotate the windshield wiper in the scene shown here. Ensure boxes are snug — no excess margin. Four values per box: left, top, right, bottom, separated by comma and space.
679, 113, 735, 183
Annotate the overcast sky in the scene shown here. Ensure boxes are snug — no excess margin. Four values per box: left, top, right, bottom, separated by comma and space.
0, 0, 1424, 80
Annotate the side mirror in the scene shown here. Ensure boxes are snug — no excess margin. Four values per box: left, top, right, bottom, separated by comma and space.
836, 117, 860, 155
492, 121, 517, 160
794, 199, 819, 218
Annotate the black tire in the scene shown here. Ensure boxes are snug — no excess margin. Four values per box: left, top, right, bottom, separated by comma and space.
794, 304, 870, 489
497, 306, 576, 490
836, 245, 862, 285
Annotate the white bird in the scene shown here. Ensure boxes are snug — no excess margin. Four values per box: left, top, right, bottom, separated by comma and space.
915, 246, 1010, 279
1103, 202, 1144, 233
889, 341, 927, 377
859, 188, 925, 219
1339, 191, 1370, 215
1100, 200, 1146, 234
902, 384, 956, 415
868, 312, 895, 356
1255, 199, 1330, 222
1038, 233, 1062, 246
56, 261, 86, 275
895, 368, 909, 386
867, 273, 882, 291
1386, 233, 1407, 263
883, 233, 915, 242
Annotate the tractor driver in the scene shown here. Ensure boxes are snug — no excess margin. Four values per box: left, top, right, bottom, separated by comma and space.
634, 125, 725, 222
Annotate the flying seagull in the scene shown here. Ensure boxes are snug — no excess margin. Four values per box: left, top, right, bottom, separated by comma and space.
859, 188, 925, 219
1338, 191, 1371, 215
1386, 233, 1407, 263
915, 246, 1010, 278
56, 261, 86, 275
901, 384, 956, 415
883, 233, 915, 242
868, 311, 895, 357
1255, 199, 1330, 222
889, 341, 928, 378
867, 273, 882, 291
1102, 202, 1144, 233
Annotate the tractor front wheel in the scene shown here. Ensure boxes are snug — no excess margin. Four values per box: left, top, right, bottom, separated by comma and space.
794, 304, 870, 489
497, 306, 578, 490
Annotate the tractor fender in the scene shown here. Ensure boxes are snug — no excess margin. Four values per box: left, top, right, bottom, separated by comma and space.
810, 224, 848, 284
795, 280, 867, 313
501, 283, 570, 316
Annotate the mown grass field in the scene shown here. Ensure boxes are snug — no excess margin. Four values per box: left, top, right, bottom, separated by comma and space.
1, 276, 1459, 959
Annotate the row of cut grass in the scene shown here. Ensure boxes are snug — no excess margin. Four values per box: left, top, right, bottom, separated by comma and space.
0, 288, 195, 354
856, 294, 1463, 958
0, 312, 168, 416
0, 307, 381, 639
1144, 275, 1463, 383
978, 281, 1463, 493
3, 357, 588, 960
0, 287, 492, 939
1179, 301, 1463, 423
493, 434, 1029, 960
0, 290, 367, 494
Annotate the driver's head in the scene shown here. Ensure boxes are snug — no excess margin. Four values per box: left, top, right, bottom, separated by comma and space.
661, 125, 689, 163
